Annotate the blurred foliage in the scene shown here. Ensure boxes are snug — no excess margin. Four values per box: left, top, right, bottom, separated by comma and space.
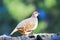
44, 0, 57, 8
4, 0, 35, 21
0, 0, 60, 35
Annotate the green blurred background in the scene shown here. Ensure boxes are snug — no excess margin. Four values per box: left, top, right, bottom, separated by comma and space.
0, 0, 60, 36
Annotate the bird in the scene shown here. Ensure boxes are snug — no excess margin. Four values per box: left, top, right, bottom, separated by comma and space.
10, 11, 39, 36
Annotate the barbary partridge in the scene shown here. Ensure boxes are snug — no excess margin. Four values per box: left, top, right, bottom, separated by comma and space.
10, 11, 39, 36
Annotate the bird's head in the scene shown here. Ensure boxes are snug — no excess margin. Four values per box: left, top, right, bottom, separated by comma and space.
32, 11, 39, 18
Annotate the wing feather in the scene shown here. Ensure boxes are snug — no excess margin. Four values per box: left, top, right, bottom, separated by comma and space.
16, 18, 35, 31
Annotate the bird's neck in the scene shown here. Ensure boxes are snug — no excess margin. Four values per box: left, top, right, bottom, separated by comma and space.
32, 15, 37, 18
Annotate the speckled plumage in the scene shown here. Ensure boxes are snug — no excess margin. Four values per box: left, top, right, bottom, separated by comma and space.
10, 11, 39, 36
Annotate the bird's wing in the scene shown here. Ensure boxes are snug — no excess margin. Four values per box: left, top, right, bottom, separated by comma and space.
16, 18, 30, 28
16, 18, 35, 30
10, 18, 31, 35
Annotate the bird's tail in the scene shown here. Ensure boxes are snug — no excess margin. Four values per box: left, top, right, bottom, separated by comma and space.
10, 29, 18, 35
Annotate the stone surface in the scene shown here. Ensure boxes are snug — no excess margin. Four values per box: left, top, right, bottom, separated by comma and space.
0, 33, 57, 40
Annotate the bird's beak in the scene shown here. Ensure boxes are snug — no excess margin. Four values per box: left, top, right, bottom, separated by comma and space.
38, 12, 39, 15
38, 12, 40, 17
37, 12, 40, 15
35, 11, 39, 15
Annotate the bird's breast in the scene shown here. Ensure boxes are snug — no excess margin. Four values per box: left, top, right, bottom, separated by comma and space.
31, 18, 38, 30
